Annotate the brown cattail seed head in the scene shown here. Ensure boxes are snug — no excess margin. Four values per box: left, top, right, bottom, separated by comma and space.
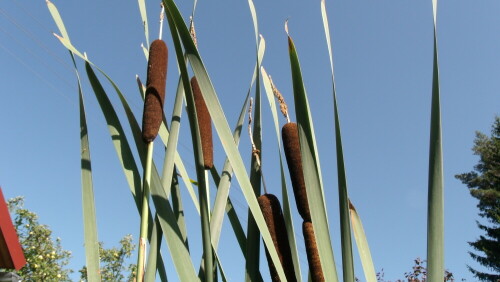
282, 122, 311, 221
258, 194, 297, 282
142, 39, 168, 143
303, 221, 325, 282
191, 76, 213, 169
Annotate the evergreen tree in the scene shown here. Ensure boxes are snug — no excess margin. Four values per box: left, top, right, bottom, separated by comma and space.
456, 116, 500, 281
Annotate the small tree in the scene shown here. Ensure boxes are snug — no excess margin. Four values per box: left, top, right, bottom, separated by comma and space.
79, 235, 136, 281
456, 116, 500, 281
2, 197, 72, 281
374, 258, 455, 282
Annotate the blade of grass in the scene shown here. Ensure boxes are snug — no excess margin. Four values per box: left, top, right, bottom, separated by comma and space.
320, 2, 356, 280
137, 0, 149, 47
349, 200, 376, 282
209, 34, 264, 251
162, 0, 287, 279
333, 86, 354, 282
427, 0, 444, 280
287, 26, 338, 281
76, 55, 101, 282
261, 66, 303, 282
144, 215, 167, 282
210, 94, 250, 251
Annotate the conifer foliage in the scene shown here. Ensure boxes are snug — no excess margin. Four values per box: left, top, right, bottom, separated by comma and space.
456, 116, 500, 281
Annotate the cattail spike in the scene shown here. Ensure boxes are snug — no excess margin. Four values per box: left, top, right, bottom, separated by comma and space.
190, 17, 198, 48
282, 122, 310, 221
142, 39, 168, 143
191, 76, 213, 169
258, 194, 297, 282
268, 75, 290, 123
303, 221, 325, 282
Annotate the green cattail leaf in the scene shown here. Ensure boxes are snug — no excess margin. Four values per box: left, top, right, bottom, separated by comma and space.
427, 1, 444, 280
261, 66, 303, 282
210, 94, 250, 250
144, 216, 167, 282
320, 2, 355, 280
75, 55, 101, 282
137, 0, 149, 47
157, 76, 192, 248
287, 30, 338, 281
142, 44, 149, 61
46, 0, 70, 41
247, 0, 259, 46
349, 201, 376, 282
162, 0, 287, 280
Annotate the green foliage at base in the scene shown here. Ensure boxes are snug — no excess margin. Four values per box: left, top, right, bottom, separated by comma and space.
3, 197, 72, 281
79, 235, 137, 282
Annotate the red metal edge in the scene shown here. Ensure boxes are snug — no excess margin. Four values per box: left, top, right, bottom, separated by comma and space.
0, 187, 26, 270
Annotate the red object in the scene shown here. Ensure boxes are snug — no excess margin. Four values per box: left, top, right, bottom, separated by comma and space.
0, 187, 26, 270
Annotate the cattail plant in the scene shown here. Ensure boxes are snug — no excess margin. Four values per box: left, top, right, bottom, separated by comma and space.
303, 221, 325, 282
190, 76, 213, 169
248, 98, 296, 281
258, 194, 297, 282
141, 39, 168, 143
137, 6, 168, 281
269, 75, 325, 281
47, 0, 445, 280
270, 76, 311, 222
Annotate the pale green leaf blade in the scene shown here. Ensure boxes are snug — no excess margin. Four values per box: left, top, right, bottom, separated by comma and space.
46, 0, 70, 40
144, 216, 167, 282
137, 0, 149, 47
84, 62, 142, 212
76, 56, 100, 282
349, 201, 376, 282
320, 3, 356, 280
210, 94, 250, 250
288, 32, 339, 281
427, 1, 444, 279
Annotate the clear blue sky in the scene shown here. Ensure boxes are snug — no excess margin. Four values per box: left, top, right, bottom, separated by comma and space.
1, 0, 499, 281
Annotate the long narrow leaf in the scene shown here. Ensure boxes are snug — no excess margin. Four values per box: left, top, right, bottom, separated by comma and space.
137, 0, 149, 47
144, 216, 167, 282
210, 94, 250, 251
76, 55, 100, 282
349, 200, 376, 282
427, 0, 444, 280
320, 2, 357, 280
288, 29, 338, 281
